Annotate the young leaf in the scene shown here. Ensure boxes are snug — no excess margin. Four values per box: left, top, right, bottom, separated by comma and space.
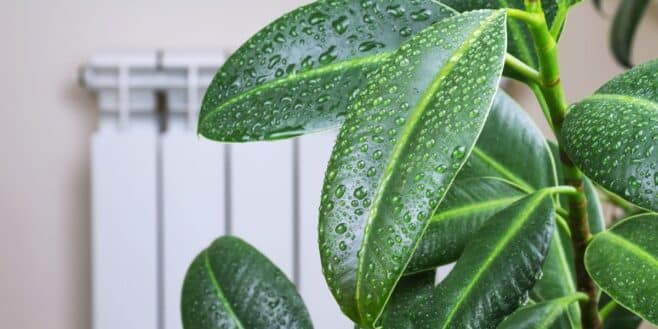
318, 10, 507, 326
439, 0, 557, 80
585, 213, 658, 325
406, 177, 525, 273
181, 236, 313, 329
380, 270, 438, 328
610, 0, 650, 67
562, 59, 658, 212
198, 0, 455, 142
431, 190, 556, 329
496, 293, 588, 329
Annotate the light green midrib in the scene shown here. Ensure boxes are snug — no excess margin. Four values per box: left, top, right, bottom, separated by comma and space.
533, 294, 585, 329
586, 93, 658, 110
199, 52, 392, 123
472, 147, 534, 193
600, 232, 658, 269
355, 11, 505, 325
430, 196, 521, 223
204, 251, 246, 329
440, 191, 548, 328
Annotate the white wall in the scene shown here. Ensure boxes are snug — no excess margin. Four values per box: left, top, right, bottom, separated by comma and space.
0, 1, 656, 329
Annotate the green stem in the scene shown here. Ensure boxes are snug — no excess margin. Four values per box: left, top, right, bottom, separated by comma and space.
505, 54, 541, 84
522, 1, 601, 328
599, 299, 618, 323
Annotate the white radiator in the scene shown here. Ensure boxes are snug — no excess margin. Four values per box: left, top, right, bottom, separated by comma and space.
82, 51, 352, 329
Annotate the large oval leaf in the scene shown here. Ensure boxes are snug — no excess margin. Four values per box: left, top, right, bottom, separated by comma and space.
406, 177, 524, 273
198, 0, 455, 142
610, 0, 650, 68
562, 59, 658, 212
318, 10, 507, 326
182, 236, 313, 329
585, 213, 658, 325
497, 294, 588, 329
415, 190, 555, 329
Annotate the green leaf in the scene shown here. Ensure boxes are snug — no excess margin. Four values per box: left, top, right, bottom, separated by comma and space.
408, 90, 559, 272
459, 91, 558, 192
610, 0, 650, 67
497, 294, 588, 329
562, 59, 658, 212
585, 213, 658, 325
600, 294, 644, 329
318, 10, 507, 327
181, 236, 312, 329
380, 270, 438, 328
406, 177, 525, 273
430, 190, 556, 329
198, 0, 455, 142
439, 0, 557, 80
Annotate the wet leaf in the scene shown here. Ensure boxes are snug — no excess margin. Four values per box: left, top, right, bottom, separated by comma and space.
585, 213, 658, 325
318, 10, 507, 327
497, 293, 588, 329
380, 270, 437, 328
181, 237, 312, 329
198, 0, 454, 142
562, 59, 658, 212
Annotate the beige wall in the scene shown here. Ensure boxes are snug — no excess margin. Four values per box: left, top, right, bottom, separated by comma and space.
0, 1, 655, 329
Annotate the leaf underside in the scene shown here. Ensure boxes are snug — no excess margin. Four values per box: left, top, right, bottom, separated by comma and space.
585, 213, 658, 325
318, 10, 507, 327
610, 0, 650, 68
562, 59, 658, 212
198, 0, 454, 142
181, 237, 313, 329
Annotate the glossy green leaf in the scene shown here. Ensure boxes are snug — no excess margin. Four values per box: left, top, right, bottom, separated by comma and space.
497, 293, 588, 329
408, 91, 558, 271
406, 177, 524, 273
610, 0, 650, 67
459, 92, 558, 192
562, 59, 658, 212
439, 0, 557, 80
601, 294, 644, 329
429, 190, 556, 329
585, 213, 658, 325
198, 0, 455, 142
380, 270, 437, 328
181, 236, 312, 329
318, 10, 507, 327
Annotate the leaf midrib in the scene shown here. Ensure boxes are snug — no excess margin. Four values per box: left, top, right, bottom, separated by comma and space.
471, 146, 534, 192
600, 232, 658, 269
439, 191, 548, 328
430, 196, 522, 222
354, 10, 504, 325
204, 251, 246, 329
586, 93, 658, 110
199, 52, 392, 126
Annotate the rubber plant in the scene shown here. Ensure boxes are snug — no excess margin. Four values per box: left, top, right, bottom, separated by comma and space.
182, 1, 657, 328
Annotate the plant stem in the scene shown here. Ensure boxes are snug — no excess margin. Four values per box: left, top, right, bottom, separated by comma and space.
522, 1, 602, 328
599, 299, 618, 323
505, 53, 541, 84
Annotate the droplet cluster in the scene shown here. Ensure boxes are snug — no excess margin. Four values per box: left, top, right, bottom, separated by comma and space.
563, 59, 658, 211
199, 0, 454, 141
318, 9, 506, 323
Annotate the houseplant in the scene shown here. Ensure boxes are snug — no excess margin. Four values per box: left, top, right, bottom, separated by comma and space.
181, 1, 657, 328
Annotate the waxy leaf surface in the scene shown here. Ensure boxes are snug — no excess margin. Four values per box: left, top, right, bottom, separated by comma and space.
562, 59, 658, 212
585, 213, 658, 325
497, 294, 587, 329
198, 0, 454, 141
380, 270, 437, 328
182, 237, 312, 329
407, 191, 556, 328
318, 10, 507, 326
601, 293, 644, 329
